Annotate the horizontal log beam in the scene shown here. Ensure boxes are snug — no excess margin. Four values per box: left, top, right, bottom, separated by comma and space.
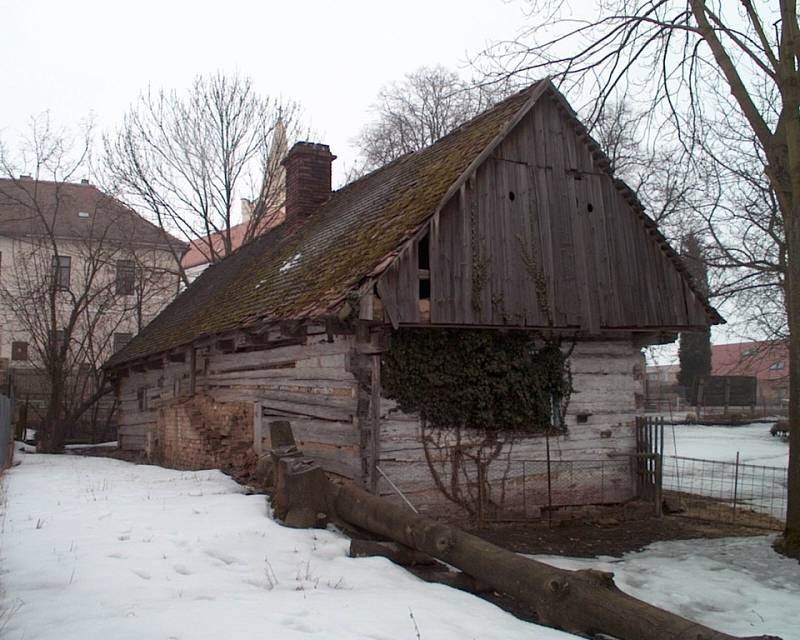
269, 421, 780, 640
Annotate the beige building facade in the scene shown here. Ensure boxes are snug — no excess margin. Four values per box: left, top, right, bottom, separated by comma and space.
0, 176, 184, 436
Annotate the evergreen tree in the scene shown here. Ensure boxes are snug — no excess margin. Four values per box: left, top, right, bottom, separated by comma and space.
677, 233, 712, 401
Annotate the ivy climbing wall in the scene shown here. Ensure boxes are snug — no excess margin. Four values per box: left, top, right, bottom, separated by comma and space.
375, 339, 644, 520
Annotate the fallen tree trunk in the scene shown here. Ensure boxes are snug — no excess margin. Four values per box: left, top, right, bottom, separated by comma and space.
270, 427, 780, 640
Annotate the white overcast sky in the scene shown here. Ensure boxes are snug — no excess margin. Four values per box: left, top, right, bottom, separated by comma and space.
0, 0, 749, 349
1, 0, 527, 185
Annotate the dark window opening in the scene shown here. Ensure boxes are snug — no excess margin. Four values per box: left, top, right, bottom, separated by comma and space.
418, 233, 431, 301
417, 234, 430, 270
587, 202, 594, 213
51, 255, 71, 290
508, 191, 516, 201
419, 279, 431, 300
115, 259, 136, 295
11, 341, 29, 361
137, 387, 149, 411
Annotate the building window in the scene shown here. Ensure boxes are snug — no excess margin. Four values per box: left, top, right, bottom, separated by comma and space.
51, 255, 71, 290
113, 332, 133, 353
768, 360, 785, 371
11, 341, 29, 361
53, 329, 66, 353
115, 259, 136, 295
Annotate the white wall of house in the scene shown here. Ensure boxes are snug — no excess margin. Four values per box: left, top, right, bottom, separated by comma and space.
0, 233, 179, 369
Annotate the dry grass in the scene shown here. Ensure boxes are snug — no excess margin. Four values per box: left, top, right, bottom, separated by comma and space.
663, 490, 784, 530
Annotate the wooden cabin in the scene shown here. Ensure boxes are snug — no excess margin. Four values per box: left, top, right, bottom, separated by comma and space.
105, 80, 722, 520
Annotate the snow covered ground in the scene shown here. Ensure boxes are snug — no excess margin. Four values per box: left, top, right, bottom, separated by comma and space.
0, 452, 571, 640
2, 451, 798, 640
537, 536, 800, 640
667, 422, 789, 467
664, 422, 789, 519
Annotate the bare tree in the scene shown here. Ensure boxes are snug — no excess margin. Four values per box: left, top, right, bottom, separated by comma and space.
105, 73, 306, 284
481, 0, 800, 557
591, 100, 697, 237
0, 115, 179, 452
356, 66, 502, 172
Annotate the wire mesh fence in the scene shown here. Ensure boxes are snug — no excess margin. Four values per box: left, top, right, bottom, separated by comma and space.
490, 457, 637, 520
662, 455, 787, 529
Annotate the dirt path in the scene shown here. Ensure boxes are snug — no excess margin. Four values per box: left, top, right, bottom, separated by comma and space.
469, 515, 768, 558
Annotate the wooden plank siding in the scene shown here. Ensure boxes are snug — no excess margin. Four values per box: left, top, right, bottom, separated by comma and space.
117, 328, 363, 480
377, 93, 709, 332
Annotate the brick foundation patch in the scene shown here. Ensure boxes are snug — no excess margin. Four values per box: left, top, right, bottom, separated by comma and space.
152, 395, 257, 482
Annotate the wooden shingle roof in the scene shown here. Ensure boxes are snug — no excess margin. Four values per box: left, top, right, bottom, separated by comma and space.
107, 80, 720, 368
107, 84, 539, 367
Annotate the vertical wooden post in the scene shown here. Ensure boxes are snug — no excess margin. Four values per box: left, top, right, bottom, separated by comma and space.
189, 347, 197, 395
732, 451, 740, 523
253, 402, 263, 454
545, 430, 553, 528
369, 352, 381, 493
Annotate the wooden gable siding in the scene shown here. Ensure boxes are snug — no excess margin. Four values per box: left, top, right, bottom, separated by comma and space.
378, 93, 707, 331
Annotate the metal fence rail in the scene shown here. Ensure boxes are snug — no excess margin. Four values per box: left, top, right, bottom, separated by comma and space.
489, 457, 636, 521
662, 454, 787, 529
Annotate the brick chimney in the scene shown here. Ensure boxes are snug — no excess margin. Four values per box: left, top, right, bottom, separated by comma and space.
282, 142, 336, 220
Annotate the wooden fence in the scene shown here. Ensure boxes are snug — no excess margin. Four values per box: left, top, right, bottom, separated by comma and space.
635, 416, 664, 515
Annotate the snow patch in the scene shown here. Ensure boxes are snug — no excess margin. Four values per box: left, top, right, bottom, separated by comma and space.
279, 252, 302, 273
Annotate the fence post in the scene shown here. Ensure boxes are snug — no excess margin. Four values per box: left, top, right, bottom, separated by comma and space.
732, 451, 740, 523
545, 431, 553, 529
522, 461, 526, 519
477, 461, 486, 525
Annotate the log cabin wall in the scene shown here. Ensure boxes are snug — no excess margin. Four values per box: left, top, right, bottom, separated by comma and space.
117, 329, 645, 519
116, 324, 367, 482
378, 92, 707, 331
375, 339, 643, 519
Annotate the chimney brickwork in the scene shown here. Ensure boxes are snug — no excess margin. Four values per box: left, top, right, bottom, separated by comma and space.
282, 142, 336, 220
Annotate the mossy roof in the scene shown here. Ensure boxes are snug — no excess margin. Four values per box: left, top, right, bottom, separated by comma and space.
107, 83, 540, 367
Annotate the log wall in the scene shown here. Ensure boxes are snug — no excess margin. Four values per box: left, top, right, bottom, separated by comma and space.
117, 328, 644, 521
117, 324, 364, 481
375, 340, 644, 519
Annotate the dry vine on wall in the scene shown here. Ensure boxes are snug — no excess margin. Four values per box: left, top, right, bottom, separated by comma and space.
382, 329, 573, 520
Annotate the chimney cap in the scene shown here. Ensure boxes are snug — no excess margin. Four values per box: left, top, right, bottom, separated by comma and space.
283, 141, 337, 165
80, 178, 90, 185
19, 174, 32, 180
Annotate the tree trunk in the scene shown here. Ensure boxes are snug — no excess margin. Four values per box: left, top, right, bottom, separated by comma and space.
329, 482, 776, 640
773, 0, 800, 559
38, 378, 65, 453
781, 204, 800, 557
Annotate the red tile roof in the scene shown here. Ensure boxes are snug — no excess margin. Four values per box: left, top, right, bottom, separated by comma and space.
181, 213, 285, 269
0, 178, 184, 250
711, 341, 788, 381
